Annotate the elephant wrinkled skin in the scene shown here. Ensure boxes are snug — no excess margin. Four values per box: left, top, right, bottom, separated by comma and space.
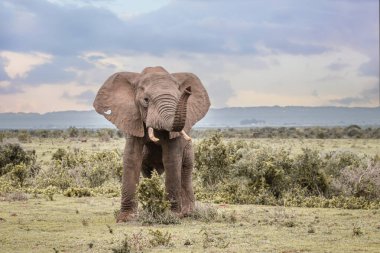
93, 66, 210, 222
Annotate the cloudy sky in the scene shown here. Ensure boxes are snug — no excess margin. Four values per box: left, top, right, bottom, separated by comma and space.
0, 0, 379, 113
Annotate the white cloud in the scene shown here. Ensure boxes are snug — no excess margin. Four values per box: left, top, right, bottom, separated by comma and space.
79, 47, 378, 108
0, 82, 96, 113
0, 0, 378, 112
0, 51, 52, 79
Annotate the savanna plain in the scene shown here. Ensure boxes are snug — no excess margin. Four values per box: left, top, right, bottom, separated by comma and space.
1, 127, 380, 252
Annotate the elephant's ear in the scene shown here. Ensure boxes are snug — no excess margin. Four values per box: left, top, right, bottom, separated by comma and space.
93, 72, 144, 137
172, 73, 210, 133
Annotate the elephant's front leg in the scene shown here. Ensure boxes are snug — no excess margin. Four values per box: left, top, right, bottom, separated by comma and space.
181, 142, 195, 215
117, 136, 144, 223
162, 139, 183, 213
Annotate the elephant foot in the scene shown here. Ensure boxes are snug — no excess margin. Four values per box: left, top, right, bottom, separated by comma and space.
181, 202, 195, 217
116, 211, 137, 223
173, 211, 184, 219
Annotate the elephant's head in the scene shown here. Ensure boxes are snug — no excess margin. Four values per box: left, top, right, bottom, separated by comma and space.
93, 66, 210, 141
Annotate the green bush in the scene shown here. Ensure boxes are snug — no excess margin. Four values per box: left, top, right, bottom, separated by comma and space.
82, 164, 110, 188
89, 150, 123, 182
43, 185, 59, 201
17, 131, 31, 143
0, 144, 36, 176
36, 149, 123, 190
10, 163, 29, 187
137, 170, 170, 218
234, 147, 292, 198
195, 133, 241, 187
36, 161, 75, 190
67, 127, 79, 138
148, 229, 173, 247
324, 151, 365, 178
291, 148, 329, 196
63, 187, 93, 197
52, 148, 68, 161
93, 181, 120, 197
0, 177, 15, 194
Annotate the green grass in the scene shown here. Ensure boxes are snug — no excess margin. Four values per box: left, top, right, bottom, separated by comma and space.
0, 195, 380, 252
12, 137, 380, 161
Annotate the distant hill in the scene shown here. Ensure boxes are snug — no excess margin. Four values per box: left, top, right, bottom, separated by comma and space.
0, 107, 380, 129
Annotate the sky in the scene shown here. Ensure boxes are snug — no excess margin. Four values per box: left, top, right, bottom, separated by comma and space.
0, 0, 379, 113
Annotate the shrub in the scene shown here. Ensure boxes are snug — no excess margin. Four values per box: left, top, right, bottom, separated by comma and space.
139, 210, 180, 225
37, 149, 123, 190
97, 129, 111, 142
52, 148, 67, 161
36, 161, 75, 190
0, 177, 14, 194
291, 148, 329, 196
82, 164, 110, 188
148, 229, 173, 247
324, 151, 365, 178
63, 187, 93, 197
195, 133, 240, 187
233, 147, 292, 198
17, 131, 31, 143
93, 181, 120, 197
332, 162, 380, 200
137, 171, 170, 218
10, 163, 28, 187
43, 185, 59, 201
112, 236, 131, 253
67, 127, 79, 138
214, 181, 251, 204
0, 144, 36, 176
4, 192, 28, 201
88, 150, 123, 182
187, 203, 220, 222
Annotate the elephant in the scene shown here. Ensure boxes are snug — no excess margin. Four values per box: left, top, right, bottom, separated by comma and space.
93, 66, 210, 222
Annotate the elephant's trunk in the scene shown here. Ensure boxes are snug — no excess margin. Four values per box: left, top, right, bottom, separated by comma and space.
171, 86, 191, 132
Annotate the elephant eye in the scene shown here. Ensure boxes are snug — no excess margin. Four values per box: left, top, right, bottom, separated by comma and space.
142, 97, 149, 107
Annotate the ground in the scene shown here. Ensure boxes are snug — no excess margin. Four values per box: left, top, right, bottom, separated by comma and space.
0, 196, 379, 252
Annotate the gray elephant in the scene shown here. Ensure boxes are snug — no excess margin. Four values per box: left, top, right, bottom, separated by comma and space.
93, 66, 210, 222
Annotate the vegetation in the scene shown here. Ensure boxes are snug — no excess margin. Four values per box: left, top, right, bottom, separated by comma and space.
1, 128, 380, 252
194, 134, 380, 208
1, 125, 380, 140
1, 130, 379, 209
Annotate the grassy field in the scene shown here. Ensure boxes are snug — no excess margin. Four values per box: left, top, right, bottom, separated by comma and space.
1, 137, 380, 252
1, 195, 380, 253
11, 137, 380, 163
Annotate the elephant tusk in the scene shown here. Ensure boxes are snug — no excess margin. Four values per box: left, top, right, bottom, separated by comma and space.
180, 130, 192, 141
148, 127, 160, 142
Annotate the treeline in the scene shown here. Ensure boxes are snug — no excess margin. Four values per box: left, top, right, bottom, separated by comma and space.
191, 125, 380, 139
1, 125, 380, 141
0, 127, 123, 142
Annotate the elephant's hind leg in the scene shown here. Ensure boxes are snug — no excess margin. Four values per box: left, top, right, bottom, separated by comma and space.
141, 144, 164, 177
181, 142, 195, 215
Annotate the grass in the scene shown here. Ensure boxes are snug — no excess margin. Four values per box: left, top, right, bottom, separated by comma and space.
6, 137, 380, 163
0, 195, 380, 252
